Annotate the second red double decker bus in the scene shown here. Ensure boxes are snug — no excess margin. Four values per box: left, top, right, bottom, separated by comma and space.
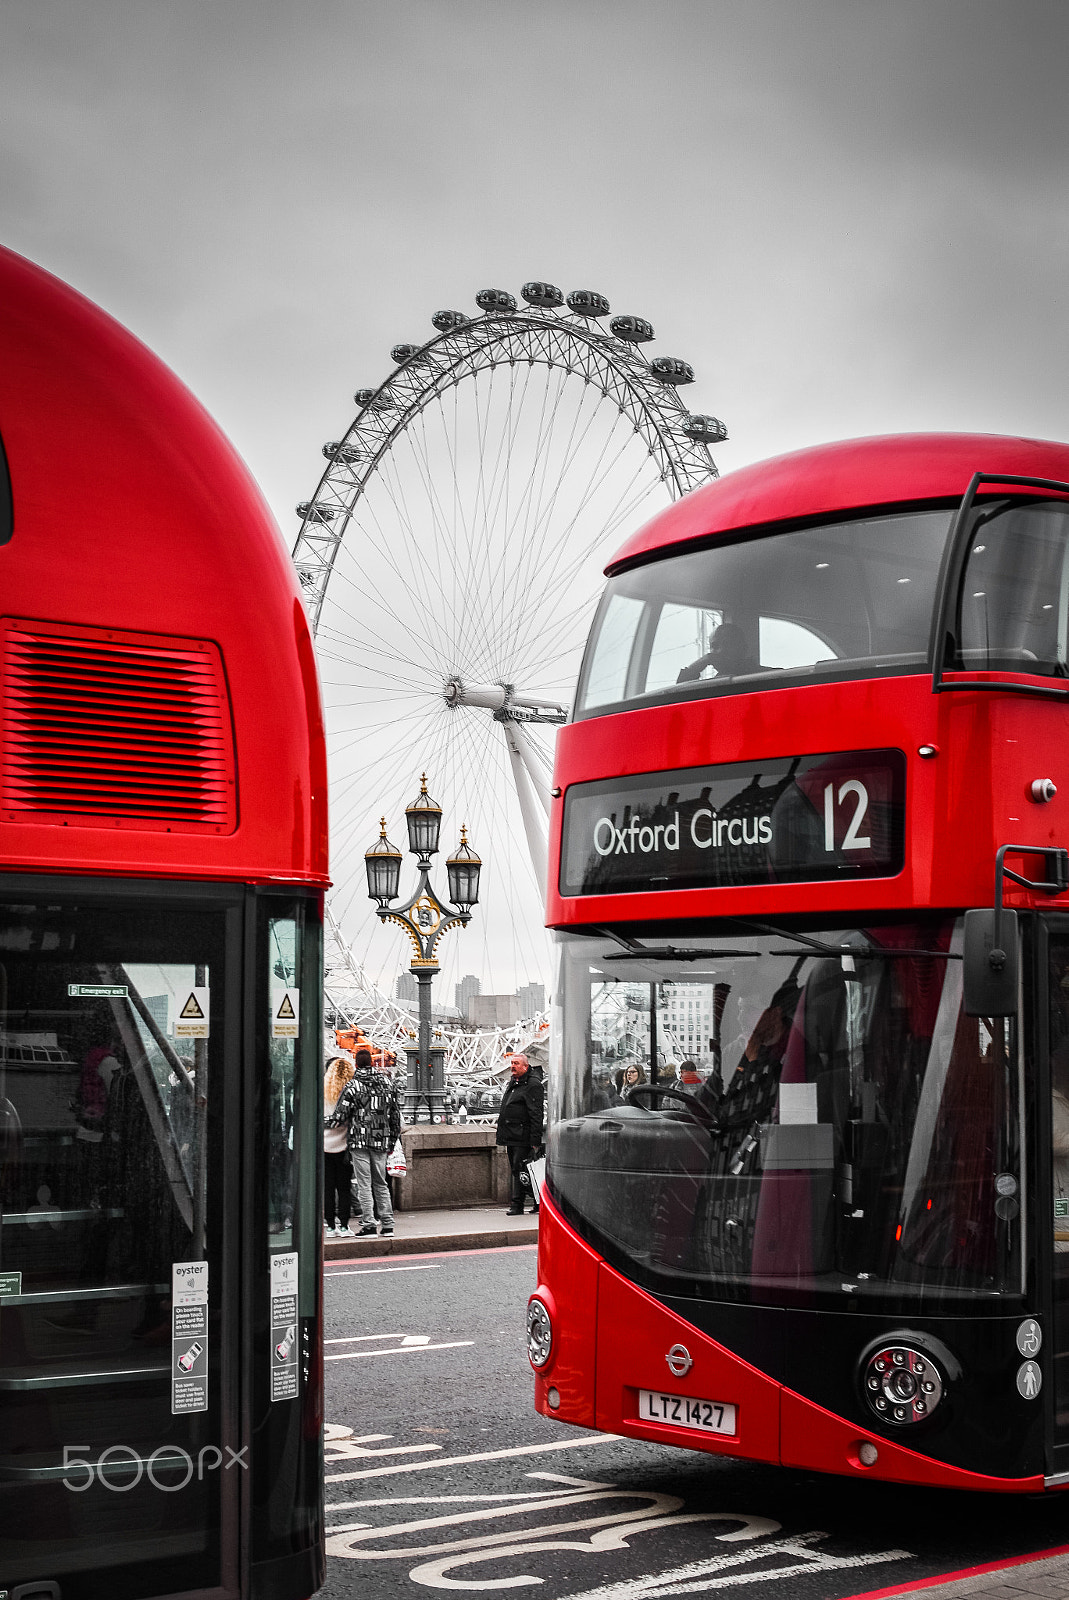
530, 431, 1069, 1493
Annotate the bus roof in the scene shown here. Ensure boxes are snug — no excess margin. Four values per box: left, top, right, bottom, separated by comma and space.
0, 245, 327, 886
607, 431, 1069, 574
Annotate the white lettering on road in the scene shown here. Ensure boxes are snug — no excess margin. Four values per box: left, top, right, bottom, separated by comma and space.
326, 1474, 783, 1589
555, 1530, 912, 1597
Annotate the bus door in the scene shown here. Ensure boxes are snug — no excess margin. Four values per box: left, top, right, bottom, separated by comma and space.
0, 885, 241, 1600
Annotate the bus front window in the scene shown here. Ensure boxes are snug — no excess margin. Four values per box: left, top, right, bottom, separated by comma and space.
548, 921, 1025, 1312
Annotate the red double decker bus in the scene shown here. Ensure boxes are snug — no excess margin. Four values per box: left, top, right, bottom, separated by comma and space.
0, 247, 328, 1598
530, 432, 1069, 1493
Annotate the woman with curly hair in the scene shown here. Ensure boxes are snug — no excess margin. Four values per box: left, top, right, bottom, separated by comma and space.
323, 1055, 355, 1237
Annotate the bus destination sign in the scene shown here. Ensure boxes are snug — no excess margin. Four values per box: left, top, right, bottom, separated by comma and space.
559, 748, 905, 897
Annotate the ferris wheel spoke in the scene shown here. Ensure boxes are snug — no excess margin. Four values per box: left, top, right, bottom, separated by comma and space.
495, 402, 641, 669
361, 459, 458, 667
471, 361, 578, 666
319, 540, 445, 669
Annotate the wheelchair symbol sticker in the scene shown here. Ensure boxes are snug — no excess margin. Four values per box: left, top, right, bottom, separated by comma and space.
1016, 1319, 1042, 1358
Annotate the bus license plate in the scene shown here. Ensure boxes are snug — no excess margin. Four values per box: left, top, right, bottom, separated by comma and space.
638, 1389, 736, 1434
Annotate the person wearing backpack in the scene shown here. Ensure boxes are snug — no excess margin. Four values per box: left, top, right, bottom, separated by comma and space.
326, 1048, 401, 1237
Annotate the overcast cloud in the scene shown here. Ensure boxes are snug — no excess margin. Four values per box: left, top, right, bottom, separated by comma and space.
4, 1, 1068, 519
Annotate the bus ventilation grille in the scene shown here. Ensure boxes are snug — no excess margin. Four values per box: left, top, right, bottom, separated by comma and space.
0, 621, 236, 832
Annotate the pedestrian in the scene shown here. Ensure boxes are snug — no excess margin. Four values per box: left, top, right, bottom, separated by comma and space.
327, 1047, 401, 1237
323, 1054, 355, 1238
621, 1062, 647, 1093
496, 1052, 544, 1216
678, 1059, 703, 1089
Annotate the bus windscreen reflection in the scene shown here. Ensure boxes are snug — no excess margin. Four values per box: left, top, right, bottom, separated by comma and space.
549, 919, 1024, 1309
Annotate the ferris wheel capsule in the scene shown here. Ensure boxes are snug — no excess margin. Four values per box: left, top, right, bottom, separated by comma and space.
521, 281, 564, 308
323, 441, 364, 464
475, 288, 517, 314
650, 356, 695, 385
567, 289, 611, 317
296, 501, 336, 523
391, 343, 422, 364
432, 309, 471, 332
683, 414, 728, 443
354, 387, 393, 410
610, 314, 654, 343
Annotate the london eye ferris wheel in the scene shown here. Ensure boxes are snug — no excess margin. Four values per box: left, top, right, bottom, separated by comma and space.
292, 281, 726, 1021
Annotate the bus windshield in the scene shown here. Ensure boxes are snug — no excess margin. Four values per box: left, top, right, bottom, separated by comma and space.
574, 499, 1069, 718
548, 920, 1025, 1311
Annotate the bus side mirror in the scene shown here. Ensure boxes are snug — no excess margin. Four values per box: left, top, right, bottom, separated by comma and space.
963, 908, 1018, 1016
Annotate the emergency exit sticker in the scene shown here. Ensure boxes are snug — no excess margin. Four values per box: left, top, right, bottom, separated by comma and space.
271, 988, 300, 1040
175, 987, 210, 1040
270, 1251, 299, 1402
171, 1260, 209, 1414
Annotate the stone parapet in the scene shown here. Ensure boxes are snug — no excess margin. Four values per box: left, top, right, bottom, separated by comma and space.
394, 1123, 509, 1211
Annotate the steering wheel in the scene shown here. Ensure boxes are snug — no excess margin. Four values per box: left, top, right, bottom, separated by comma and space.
625, 1083, 720, 1129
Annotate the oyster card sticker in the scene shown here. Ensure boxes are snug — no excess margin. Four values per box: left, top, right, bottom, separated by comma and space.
175, 986, 210, 1040
271, 988, 300, 1040
171, 1261, 208, 1414
270, 1252, 299, 1402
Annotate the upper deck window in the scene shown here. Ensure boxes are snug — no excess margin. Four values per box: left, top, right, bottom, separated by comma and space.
954, 499, 1069, 676
575, 509, 952, 718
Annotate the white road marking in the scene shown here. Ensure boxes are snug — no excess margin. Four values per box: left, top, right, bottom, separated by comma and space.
553, 1532, 913, 1598
326, 1334, 415, 1344
326, 1265, 440, 1277
326, 1434, 444, 1461
327, 1492, 582, 1514
325, 1340, 474, 1362
326, 1433, 619, 1484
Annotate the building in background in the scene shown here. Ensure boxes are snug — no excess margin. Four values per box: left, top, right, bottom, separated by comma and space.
455, 973, 480, 1016
518, 981, 545, 1016
467, 993, 520, 1028
395, 971, 417, 1003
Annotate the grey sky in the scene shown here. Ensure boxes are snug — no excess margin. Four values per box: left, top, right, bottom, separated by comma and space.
4, 1, 1069, 995
4, 0, 1068, 524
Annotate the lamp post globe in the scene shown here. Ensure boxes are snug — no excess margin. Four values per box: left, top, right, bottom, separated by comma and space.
365, 817, 401, 906
405, 773, 442, 859
447, 825, 482, 908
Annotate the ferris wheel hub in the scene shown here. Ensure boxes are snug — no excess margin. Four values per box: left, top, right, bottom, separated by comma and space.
442, 677, 567, 725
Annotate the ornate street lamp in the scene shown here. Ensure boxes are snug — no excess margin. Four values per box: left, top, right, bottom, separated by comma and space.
365, 776, 481, 1122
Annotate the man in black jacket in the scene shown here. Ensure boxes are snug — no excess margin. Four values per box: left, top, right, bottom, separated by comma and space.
496, 1053, 544, 1216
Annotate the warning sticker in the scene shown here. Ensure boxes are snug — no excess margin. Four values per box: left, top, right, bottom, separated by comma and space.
271, 988, 300, 1040
171, 1260, 209, 1414
270, 1251, 299, 1402
175, 987, 210, 1040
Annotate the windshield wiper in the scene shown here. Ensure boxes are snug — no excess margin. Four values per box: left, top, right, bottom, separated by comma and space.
730, 920, 849, 958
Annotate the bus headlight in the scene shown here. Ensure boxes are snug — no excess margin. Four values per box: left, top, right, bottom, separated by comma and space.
526, 1298, 553, 1369
861, 1340, 948, 1426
